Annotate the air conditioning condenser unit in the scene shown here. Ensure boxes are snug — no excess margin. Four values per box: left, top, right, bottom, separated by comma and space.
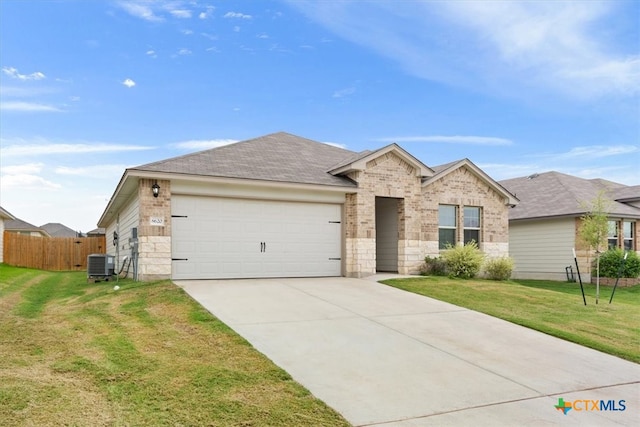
87, 254, 115, 281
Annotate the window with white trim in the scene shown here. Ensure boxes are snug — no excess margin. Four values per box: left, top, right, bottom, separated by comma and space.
463, 206, 481, 245
623, 221, 635, 251
608, 220, 618, 250
439, 205, 457, 249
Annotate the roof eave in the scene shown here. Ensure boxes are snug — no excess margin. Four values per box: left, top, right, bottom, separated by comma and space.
98, 169, 359, 227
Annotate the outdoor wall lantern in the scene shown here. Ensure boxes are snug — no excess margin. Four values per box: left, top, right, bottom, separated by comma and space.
152, 182, 160, 198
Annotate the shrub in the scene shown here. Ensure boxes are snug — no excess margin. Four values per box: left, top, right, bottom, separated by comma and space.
596, 249, 640, 278
421, 256, 447, 276
484, 256, 515, 281
440, 241, 485, 279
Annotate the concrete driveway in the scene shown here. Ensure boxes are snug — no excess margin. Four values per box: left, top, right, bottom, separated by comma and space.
176, 277, 639, 426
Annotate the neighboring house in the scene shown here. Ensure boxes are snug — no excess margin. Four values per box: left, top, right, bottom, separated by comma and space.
4, 217, 50, 237
0, 206, 17, 263
500, 172, 640, 281
40, 222, 80, 238
98, 132, 517, 281
87, 228, 106, 237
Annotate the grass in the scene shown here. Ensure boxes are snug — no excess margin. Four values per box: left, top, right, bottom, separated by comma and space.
0, 264, 350, 426
382, 276, 640, 363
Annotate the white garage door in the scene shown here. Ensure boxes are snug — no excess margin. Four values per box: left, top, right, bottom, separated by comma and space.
171, 196, 342, 279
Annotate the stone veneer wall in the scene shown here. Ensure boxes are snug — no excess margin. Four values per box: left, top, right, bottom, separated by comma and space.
344, 152, 423, 277
421, 167, 510, 259
137, 178, 172, 281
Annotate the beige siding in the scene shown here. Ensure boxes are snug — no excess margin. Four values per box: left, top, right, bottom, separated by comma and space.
510, 218, 576, 281
105, 194, 139, 274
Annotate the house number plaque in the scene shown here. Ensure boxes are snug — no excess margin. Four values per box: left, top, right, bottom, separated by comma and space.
150, 217, 165, 226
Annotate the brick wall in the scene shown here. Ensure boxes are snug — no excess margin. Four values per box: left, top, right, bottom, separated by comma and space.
344, 152, 423, 277
137, 178, 172, 280
421, 167, 510, 258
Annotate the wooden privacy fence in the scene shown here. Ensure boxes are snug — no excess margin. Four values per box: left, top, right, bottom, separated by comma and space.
3, 232, 107, 271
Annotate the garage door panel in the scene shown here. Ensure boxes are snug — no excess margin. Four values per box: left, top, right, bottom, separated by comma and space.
172, 196, 342, 279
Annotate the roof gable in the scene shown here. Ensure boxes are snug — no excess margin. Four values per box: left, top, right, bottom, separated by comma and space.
328, 143, 434, 177
500, 171, 640, 220
134, 132, 358, 188
424, 158, 518, 206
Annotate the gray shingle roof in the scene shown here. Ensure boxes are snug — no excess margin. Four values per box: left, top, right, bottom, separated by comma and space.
499, 171, 640, 220
40, 223, 78, 237
613, 185, 640, 202
134, 132, 358, 187
5, 218, 50, 235
430, 160, 461, 175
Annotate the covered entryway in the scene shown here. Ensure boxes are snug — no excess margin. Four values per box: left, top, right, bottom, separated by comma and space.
171, 196, 342, 279
375, 197, 399, 272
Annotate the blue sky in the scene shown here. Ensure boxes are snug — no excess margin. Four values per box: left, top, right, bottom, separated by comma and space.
1, 0, 639, 233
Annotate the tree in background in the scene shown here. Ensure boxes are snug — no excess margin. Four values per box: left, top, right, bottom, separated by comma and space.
579, 190, 612, 304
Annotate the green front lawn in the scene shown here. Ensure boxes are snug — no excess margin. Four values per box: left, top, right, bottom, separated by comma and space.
382, 276, 640, 363
0, 265, 349, 426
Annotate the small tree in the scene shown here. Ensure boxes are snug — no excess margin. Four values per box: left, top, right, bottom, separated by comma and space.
579, 190, 612, 304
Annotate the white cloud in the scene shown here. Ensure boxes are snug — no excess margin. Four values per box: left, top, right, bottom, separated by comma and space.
541, 145, 640, 160
177, 48, 192, 55
116, 1, 164, 22
1, 163, 44, 174
477, 162, 543, 181
116, 1, 195, 22
201, 32, 218, 41
122, 78, 136, 88
55, 164, 129, 177
0, 173, 61, 190
438, 2, 640, 98
0, 101, 62, 112
181, 29, 193, 35
2, 66, 46, 81
199, 6, 215, 19
1, 141, 154, 156
379, 135, 513, 146
332, 87, 356, 98
170, 9, 191, 18
171, 139, 238, 150
224, 11, 252, 19
0, 86, 57, 97
146, 49, 157, 58
287, 1, 639, 100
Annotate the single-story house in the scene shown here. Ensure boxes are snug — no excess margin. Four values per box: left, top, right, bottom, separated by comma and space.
4, 217, 50, 238
0, 206, 16, 263
98, 132, 518, 281
40, 222, 80, 238
87, 228, 106, 237
500, 171, 640, 281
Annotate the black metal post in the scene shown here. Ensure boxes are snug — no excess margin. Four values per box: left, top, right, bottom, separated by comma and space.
609, 252, 628, 304
573, 249, 587, 306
